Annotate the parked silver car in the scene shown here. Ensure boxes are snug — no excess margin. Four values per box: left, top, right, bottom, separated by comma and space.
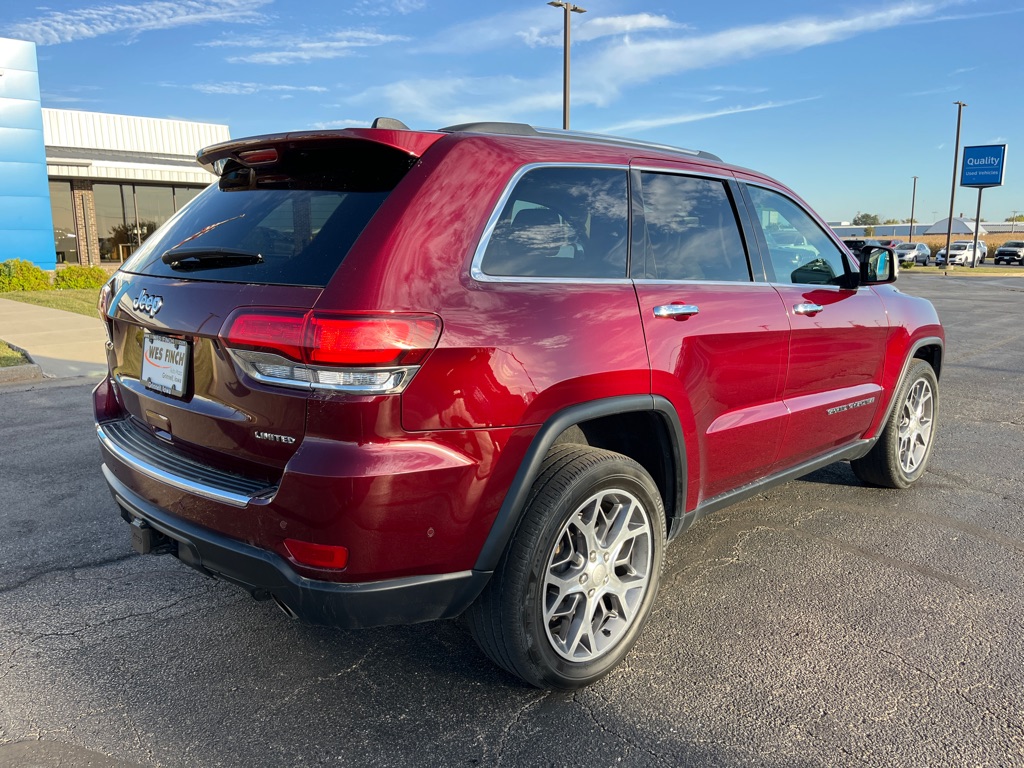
895, 242, 931, 266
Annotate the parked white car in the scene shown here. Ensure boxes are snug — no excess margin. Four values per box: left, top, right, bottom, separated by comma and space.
936, 240, 981, 266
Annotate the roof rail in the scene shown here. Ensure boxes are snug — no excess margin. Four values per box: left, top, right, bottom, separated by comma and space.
435, 120, 721, 162
438, 122, 539, 137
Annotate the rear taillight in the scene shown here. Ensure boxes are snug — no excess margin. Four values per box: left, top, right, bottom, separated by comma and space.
220, 310, 441, 394
97, 280, 115, 342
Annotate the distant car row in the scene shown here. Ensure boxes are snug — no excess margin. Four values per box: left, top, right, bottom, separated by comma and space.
837, 237, 1024, 268
994, 241, 1024, 265
842, 238, 933, 266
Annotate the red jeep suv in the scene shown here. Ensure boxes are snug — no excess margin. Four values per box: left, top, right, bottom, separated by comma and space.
94, 119, 943, 689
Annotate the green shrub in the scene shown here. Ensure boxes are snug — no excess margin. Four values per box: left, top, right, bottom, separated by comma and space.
0, 259, 51, 292
53, 265, 109, 290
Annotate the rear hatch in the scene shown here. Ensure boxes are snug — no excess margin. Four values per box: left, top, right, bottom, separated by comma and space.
102, 129, 442, 480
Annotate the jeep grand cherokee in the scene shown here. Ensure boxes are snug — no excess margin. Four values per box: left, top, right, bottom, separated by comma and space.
95, 118, 944, 689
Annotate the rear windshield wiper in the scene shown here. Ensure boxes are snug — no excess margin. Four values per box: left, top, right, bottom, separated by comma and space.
161, 247, 264, 270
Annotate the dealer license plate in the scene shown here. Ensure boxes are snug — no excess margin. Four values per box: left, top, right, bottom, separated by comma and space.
142, 333, 190, 397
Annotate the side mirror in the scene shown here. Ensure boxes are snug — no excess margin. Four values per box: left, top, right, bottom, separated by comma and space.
859, 246, 897, 284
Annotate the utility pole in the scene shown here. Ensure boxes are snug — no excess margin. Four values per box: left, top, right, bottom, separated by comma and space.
944, 101, 967, 274
909, 176, 918, 243
548, 1, 586, 130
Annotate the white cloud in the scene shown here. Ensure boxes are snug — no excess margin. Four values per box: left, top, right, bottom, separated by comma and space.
9, 0, 271, 45
350, 0, 425, 16
347, 75, 567, 127
519, 13, 686, 47
174, 82, 329, 96
201, 30, 407, 64
310, 119, 372, 129
579, 2, 950, 98
599, 98, 821, 134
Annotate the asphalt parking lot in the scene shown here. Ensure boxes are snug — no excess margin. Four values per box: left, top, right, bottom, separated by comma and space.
2, 274, 1023, 767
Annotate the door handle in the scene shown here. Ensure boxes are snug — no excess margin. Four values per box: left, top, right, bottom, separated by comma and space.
793, 303, 824, 316
653, 304, 700, 319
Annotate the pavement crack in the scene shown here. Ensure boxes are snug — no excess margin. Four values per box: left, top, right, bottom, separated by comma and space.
571, 689, 674, 767
493, 692, 550, 768
0, 553, 136, 595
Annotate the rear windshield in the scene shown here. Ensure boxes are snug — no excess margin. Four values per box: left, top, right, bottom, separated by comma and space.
896, 243, 915, 250
122, 142, 410, 286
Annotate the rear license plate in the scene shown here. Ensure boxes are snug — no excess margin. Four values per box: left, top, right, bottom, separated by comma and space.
142, 332, 190, 397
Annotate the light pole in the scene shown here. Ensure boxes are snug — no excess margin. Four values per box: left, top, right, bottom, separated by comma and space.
548, 1, 586, 130
1012, 210, 1019, 235
943, 101, 967, 273
909, 176, 918, 243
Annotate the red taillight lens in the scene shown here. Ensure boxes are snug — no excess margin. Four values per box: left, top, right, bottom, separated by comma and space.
222, 312, 306, 362
221, 311, 441, 367
283, 539, 349, 570
307, 315, 440, 366
238, 148, 279, 165
97, 282, 113, 319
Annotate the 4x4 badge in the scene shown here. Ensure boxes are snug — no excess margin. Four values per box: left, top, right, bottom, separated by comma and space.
132, 289, 164, 317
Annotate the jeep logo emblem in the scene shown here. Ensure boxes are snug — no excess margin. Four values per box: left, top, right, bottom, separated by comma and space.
132, 289, 164, 317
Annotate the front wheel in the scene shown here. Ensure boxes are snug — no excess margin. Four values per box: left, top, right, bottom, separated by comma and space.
467, 445, 666, 689
852, 360, 938, 488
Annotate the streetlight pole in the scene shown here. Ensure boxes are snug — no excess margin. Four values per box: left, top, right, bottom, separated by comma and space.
909, 176, 918, 243
944, 101, 967, 273
548, 1, 586, 130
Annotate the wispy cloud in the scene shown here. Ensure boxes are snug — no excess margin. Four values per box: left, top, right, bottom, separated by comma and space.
311, 119, 372, 129
519, 13, 687, 47
348, 75, 565, 127
200, 30, 406, 64
907, 85, 960, 97
950, 66, 976, 75
350, 0, 425, 16
171, 81, 329, 96
600, 98, 821, 134
579, 2, 953, 100
9, 0, 271, 45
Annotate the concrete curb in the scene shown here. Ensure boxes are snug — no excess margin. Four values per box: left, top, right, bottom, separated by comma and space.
0, 362, 45, 383
0, 341, 46, 383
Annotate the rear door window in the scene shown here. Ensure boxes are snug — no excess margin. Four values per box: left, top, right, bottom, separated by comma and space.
478, 166, 628, 279
632, 172, 751, 281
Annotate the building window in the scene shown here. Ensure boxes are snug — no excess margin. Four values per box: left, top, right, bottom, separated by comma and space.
48, 181, 79, 264
93, 183, 127, 261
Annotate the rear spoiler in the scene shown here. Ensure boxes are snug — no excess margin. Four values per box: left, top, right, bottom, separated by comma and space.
197, 126, 444, 176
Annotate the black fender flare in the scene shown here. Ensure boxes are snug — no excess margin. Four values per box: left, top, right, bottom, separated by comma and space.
472, 394, 687, 572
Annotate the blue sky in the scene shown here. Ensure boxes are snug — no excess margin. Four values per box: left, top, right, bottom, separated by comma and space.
6, 0, 1022, 223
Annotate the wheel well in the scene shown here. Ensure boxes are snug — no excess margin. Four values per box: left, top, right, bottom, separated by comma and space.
914, 344, 943, 379
553, 411, 679, 533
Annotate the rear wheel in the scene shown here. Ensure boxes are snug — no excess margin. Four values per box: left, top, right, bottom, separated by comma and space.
852, 360, 938, 488
467, 445, 666, 689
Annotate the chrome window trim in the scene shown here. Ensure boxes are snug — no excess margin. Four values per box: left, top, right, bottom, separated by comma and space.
630, 164, 735, 183
470, 162, 630, 284
632, 278, 779, 289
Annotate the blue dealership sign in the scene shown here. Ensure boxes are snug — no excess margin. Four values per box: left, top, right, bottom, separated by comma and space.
961, 144, 1007, 188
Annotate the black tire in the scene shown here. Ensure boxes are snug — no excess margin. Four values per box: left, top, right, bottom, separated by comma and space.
467, 445, 666, 689
851, 360, 938, 489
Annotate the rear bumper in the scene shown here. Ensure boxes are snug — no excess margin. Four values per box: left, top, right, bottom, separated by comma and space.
101, 463, 489, 629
